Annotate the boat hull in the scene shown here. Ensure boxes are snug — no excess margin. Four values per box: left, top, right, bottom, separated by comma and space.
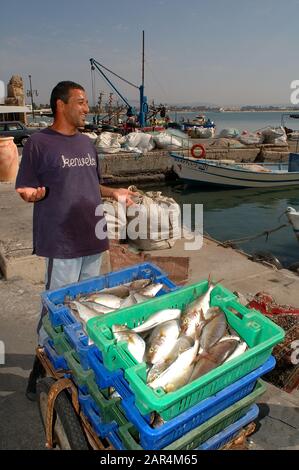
170, 153, 299, 188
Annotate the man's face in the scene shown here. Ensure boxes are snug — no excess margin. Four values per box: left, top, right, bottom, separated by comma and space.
60, 88, 89, 128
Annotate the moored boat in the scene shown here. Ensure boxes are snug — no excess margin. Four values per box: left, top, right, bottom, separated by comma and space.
169, 151, 299, 188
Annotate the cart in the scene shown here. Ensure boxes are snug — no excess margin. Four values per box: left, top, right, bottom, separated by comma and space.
36, 345, 258, 451
36, 346, 115, 450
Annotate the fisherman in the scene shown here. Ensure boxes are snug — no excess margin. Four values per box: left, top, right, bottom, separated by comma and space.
15, 80, 136, 400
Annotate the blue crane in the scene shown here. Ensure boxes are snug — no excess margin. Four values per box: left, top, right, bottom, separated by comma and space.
89, 31, 148, 127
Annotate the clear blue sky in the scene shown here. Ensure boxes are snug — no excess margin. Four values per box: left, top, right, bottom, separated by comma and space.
1, 0, 299, 106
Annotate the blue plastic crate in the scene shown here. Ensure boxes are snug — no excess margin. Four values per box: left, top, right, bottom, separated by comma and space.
87, 348, 139, 403
78, 392, 117, 438
107, 405, 260, 451
106, 429, 126, 450
197, 404, 259, 450
43, 337, 69, 370
86, 347, 275, 450
63, 323, 90, 370
101, 386, 264, 450
42, 262, 177, 328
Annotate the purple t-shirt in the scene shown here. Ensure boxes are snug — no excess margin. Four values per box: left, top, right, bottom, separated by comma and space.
16, 128, 109, 259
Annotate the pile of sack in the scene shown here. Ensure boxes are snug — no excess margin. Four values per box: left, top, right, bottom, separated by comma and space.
218, 126, 288, 146
103, 186, 181, 251
95, 129, 190, 154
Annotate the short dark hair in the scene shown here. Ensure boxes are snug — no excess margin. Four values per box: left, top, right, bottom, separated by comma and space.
50, 81, 85, 116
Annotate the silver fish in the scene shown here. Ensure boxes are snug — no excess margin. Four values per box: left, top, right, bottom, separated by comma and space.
180, 306, 207, 339
112, 324, 146, 363
146, 320, 180, 364
133, 309, 181, 333
188, 355, 217, 383
109, 389, 121, 399
101, 285, 130, 298
150, 412, 166, 429
189, 339, 238, 382
147, 336, 194, 383
218, 334, 241, 343
148, 339, 200, 393
223, 341, 247, 363
120, 293, 137, 308
204, 306, 222, 321
208, 339, 239, 363
80, 300, 115, 315
70, 301, 101, 323
138, 283, 164, 297
81, 293, 122, 309
191, 276, 219, 318
128, 279, 152, 290
133, 292, 152, 303
199, 308, 227, 350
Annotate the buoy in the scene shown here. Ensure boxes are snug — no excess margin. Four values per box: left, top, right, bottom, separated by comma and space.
190, 143, 206, 159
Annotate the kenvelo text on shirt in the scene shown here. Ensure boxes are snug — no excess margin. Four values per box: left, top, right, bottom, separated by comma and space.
61, 153, 97, 168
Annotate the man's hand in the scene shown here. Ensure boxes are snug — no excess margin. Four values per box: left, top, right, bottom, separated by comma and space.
16, 187, 46, 203
111, 188, 138, 207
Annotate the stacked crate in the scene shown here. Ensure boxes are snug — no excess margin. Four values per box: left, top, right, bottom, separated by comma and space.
41, 263, 284, 450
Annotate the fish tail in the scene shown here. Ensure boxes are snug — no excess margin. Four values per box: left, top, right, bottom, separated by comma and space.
208, 273, 224, 288
199, 308, 205, 321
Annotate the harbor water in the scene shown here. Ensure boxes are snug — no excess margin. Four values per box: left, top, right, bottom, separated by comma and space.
148, 182, 299, 269
168, 111, 299, 134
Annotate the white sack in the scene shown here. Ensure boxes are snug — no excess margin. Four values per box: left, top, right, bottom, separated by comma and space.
95, 132, 123, 154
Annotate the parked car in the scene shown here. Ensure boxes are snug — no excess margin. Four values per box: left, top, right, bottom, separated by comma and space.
0, 121, 38, 146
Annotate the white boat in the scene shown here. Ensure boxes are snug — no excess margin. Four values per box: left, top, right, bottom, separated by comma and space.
286, 207, 299, 241
169, 152, 299, 188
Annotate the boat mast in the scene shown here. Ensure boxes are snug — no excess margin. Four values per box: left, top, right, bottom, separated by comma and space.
139, 30, 148, 127
142, 30, 145, 88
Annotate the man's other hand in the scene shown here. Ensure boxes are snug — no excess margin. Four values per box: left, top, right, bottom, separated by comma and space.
16, 187, 46, 203
112, 188, 138, 207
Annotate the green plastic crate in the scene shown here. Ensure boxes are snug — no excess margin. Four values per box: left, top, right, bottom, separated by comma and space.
87, 280, 284, 420
43, 315, 73, 356
64, 348, 125, 425
116, 380, 266, 450
87, 280, 236, 371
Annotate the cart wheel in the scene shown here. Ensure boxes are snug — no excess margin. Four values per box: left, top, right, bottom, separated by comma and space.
37, 377, 89, 450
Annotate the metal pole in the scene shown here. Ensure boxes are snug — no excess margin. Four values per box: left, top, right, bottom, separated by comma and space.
28, 74, 35, 120
139, 30, 148, 127
142, 30, 144, 88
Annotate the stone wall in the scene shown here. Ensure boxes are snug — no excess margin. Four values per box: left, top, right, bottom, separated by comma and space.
98, 140, 291, 184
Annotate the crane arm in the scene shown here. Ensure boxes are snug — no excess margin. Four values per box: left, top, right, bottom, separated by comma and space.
90, 58, 138, 110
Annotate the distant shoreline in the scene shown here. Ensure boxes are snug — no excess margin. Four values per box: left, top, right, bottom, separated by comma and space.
169, 109, 299, 113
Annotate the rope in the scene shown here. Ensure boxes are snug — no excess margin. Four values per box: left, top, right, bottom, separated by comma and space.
91, 67, 96, 110
220, 223, 288, 247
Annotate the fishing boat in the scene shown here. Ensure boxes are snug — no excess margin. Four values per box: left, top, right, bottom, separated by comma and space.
181, 115, 216, 138
286, 207, 299, 241
169, 151, 299, 188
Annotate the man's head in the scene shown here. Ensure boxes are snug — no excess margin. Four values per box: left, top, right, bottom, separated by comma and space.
50, 81, 89, 128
